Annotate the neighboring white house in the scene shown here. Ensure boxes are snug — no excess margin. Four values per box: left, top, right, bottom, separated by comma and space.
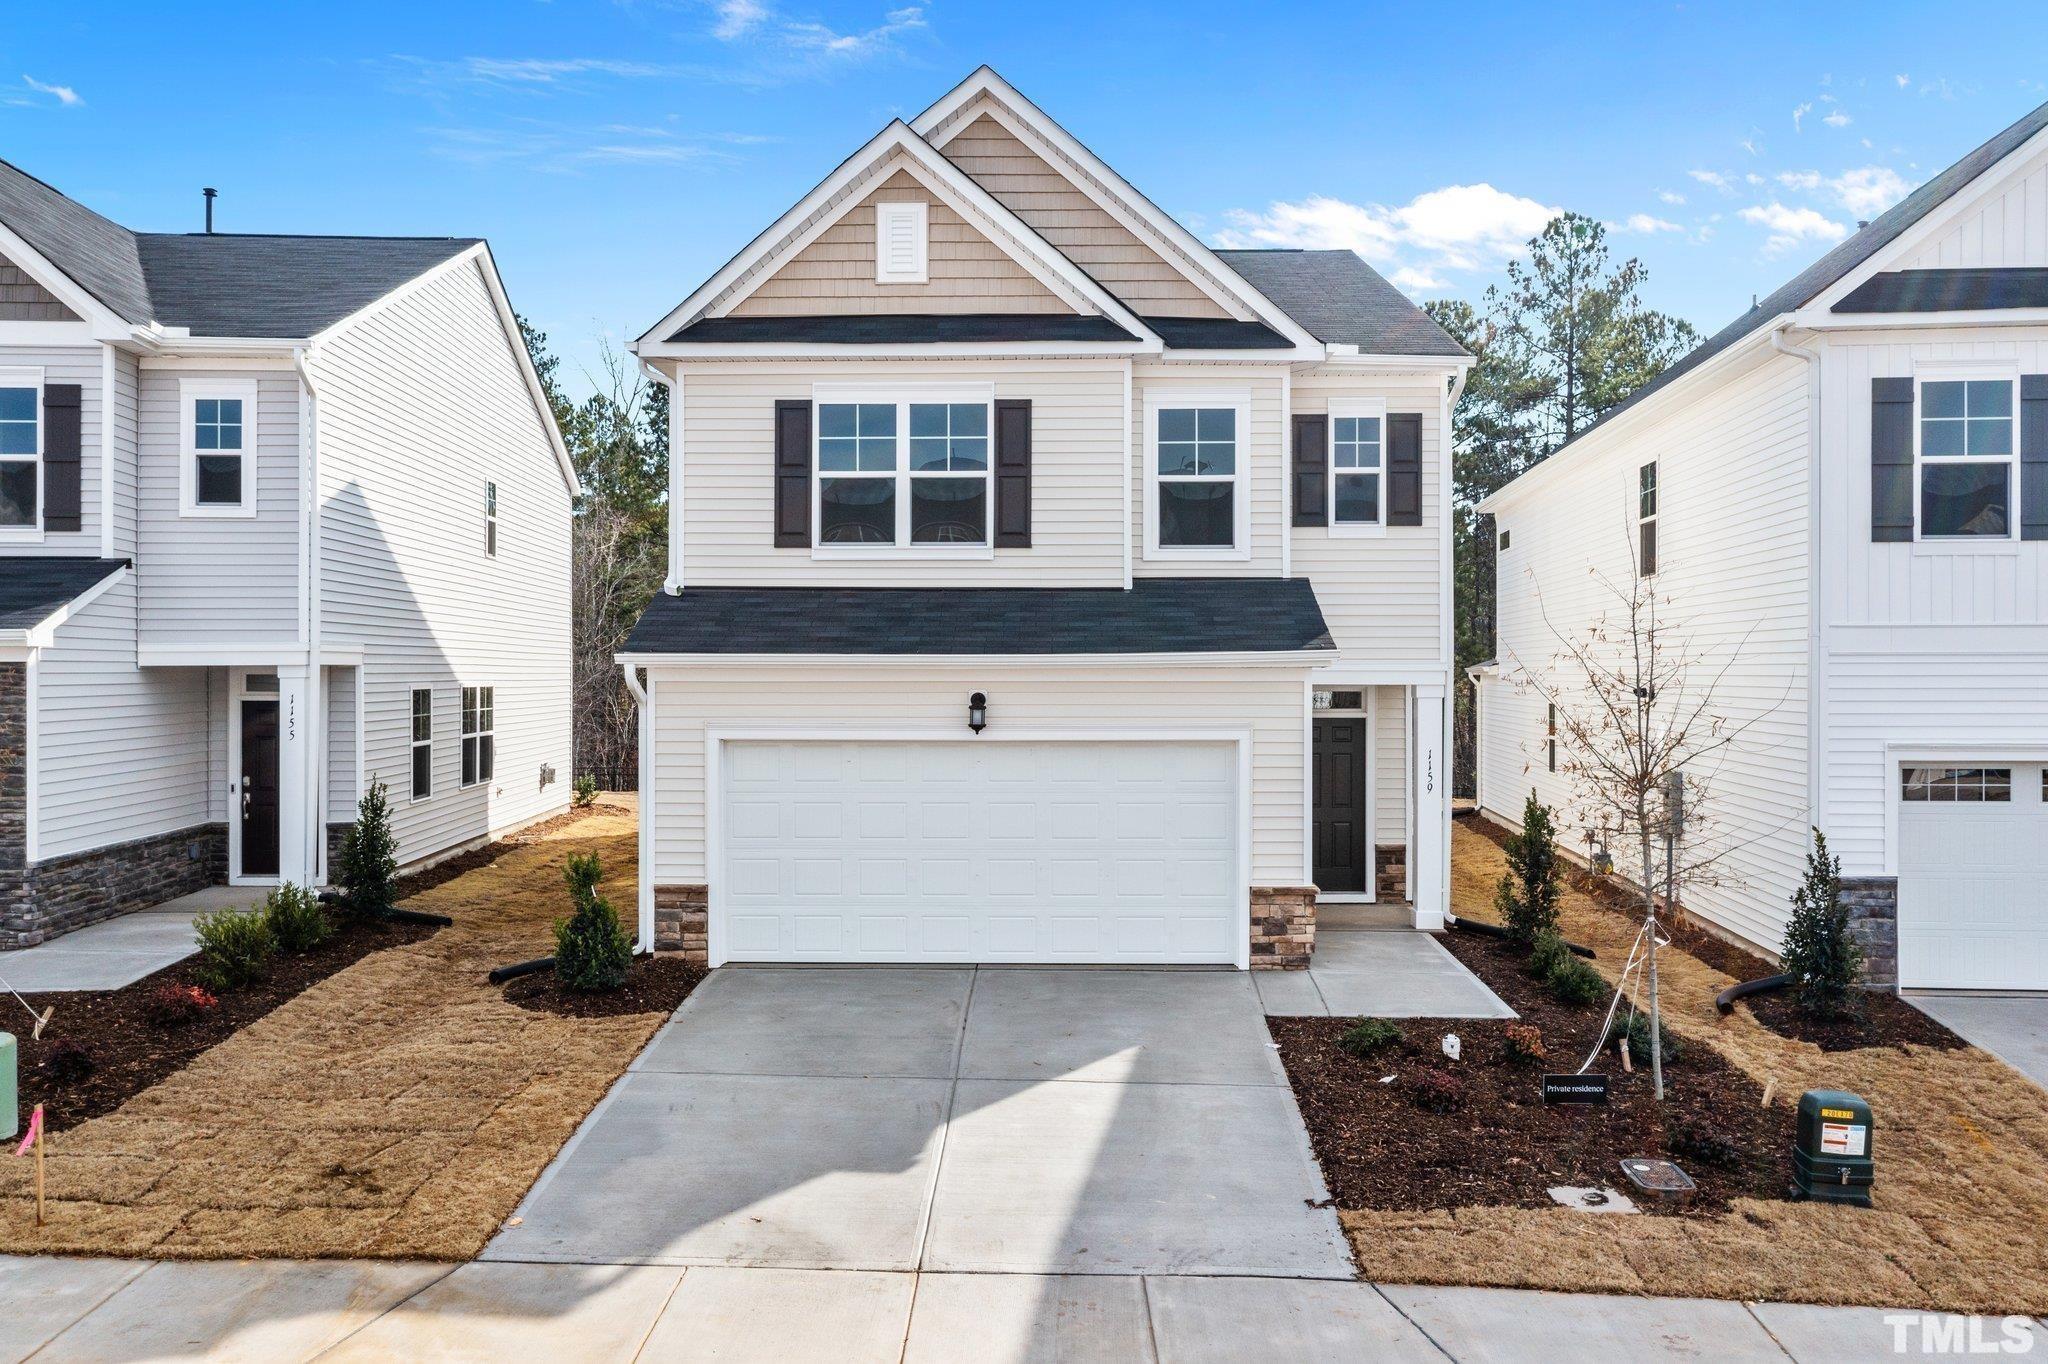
1475, 96, 2048, 993
0, 160, 577, 948
622, 67, 1470, 970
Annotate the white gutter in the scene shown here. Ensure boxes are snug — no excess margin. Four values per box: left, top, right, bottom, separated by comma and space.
1771, 324, 1825, 834
620, 662, 653, 954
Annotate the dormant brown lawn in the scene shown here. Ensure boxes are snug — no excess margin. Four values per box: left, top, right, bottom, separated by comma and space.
1337, 822, 2048, 1313
0, 807, 662, 1261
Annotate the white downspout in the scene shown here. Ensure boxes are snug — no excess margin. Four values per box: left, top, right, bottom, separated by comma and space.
638, 360, 682, 596
1770, 326, 1823, 832
621, 661, 653, 954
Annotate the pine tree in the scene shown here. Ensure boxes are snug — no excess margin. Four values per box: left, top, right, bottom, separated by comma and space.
335, 781, 399, 919
1781, 828, 1860, 1018
555, 851, 633, 992
1496, 791, 1563, 949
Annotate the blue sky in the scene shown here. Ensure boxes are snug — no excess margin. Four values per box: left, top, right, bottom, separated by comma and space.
5, 2, 2048, 393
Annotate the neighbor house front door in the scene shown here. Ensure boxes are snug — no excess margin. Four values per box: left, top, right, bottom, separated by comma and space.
1313, 716, 1368, 893
240, 695, 280, 878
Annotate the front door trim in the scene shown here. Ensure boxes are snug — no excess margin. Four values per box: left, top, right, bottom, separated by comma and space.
227, 667, 283, 887
1312, 712, 1373, 899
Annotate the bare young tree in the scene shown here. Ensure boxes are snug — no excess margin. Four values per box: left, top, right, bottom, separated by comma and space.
1505, 519, 1791, 1098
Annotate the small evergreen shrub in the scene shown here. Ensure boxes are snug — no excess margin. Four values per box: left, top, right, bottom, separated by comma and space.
1605, 1012, 1682, 1068
143, 982, 218, 1031
42, 1040, 95, 1083
1406, 1068, 1465, 1114
573, 775, 598, 808
1545, 956, 1606, 1007
1337, 1018, 1403, 1060
1496, 791, 1564, 949
193, 906, 276, 992
1781, 827, 1862, 1020
554, 851, 633, 992
1501, 1022, 1547, 1065
1528, 930, 1573, 981
336, 781, 400, 919
262, 882, 332, 954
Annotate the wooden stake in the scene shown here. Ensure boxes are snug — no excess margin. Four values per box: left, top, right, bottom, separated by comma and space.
1761, 1078, 1777, 1109
32, 1105, 44, 1228
1618, 1037, 1634, 1073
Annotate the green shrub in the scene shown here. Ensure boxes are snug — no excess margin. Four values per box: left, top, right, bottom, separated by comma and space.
1545, 956, 1607, 1007
572, 775, 598, 808
42, 1040, 95, 1083
1337, 1018, 1403, 1060
1605, 1012, 1682, 1068
1781, 827, 1861, 1020
336, 781, 399, 919
193, 906, 276, 992
1497, 792, 1563, 949
262, 882, 331, 954
1668, 1123, 1743, 1169
1406, 1068, 1465, 1114
1528, 930, 1573, 981
554, 851, 633, 992
1501, 1022, 1547, 1065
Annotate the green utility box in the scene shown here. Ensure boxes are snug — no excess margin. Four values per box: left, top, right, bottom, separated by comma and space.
1792, 1088, 1873, 1206
0, 1031, 14, 1142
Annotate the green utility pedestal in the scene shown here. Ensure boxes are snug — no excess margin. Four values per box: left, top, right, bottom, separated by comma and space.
1791, 1088, 1873, 1206
0, 1031, 14, 1141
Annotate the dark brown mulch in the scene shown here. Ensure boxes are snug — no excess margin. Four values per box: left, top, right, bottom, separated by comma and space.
13, 913, 438, 1134
389, 802, 628, 901
1270, 927, 1795, 1215
502, 954, 705, 1018
1745, 988, 1966, 1053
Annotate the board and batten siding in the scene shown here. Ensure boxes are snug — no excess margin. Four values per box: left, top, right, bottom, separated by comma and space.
1484, 349, 1813, 952
1290, 370, 1446, 667
0, 343, 104, 557
1900, 142, 2048, 270
1131, 368, 1286, 578
313, 257, 573, 868
1373, 685, 1408, 848
646, 665, 1307, 889
136, 367, 301, 645
35, 575, 211, 860
673, 359, 1127, 587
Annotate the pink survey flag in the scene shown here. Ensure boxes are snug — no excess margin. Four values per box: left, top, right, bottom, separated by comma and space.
14, 1105, 40, 1158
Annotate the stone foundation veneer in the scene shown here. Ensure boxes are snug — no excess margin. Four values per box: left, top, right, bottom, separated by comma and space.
1838, 876, 1898, 991
654, 884, 709, 965
1250, 886, 1317, 970
1374, 845, 1406, 902
2, 823, 227, 949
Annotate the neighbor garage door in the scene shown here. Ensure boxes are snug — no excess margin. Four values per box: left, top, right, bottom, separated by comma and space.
1897, 762, 2048, 991
715, 739, 1240, 964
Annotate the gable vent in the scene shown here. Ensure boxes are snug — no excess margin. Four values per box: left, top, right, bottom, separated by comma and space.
875, 201, 929, 284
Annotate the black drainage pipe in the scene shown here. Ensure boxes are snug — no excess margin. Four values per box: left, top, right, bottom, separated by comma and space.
489, 956, 554, 986
1716, 972, 1796, 1015
314, 890, 452, 929
1445, 914, 1596, 959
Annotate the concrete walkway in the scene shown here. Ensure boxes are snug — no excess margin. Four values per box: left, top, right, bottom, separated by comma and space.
1911, 993, 2048, 1091
0, 886, 256, 992
5, 1255, 2041, 1361
1254, 926, 1516, 1019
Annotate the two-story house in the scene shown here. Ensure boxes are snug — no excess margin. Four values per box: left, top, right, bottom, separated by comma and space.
1475, 96, 2048, 993
622, 68, 1468, 970
0, 159, 576, 948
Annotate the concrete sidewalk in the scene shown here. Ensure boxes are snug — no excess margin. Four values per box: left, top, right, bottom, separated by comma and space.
4, 1255, 2041, 1361
0, 886, 256, 992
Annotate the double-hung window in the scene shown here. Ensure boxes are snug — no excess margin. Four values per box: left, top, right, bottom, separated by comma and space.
181, 378, 257, 517
1148, 392, 1249, 557
1917, 377, 2014, 539
485, 482, 498, 558
409, 687, 434, 802
1637, 461, 1659, 575
814, 389, 992, 551
462, 686, 495, 788
1329, 401, 1384, 531
0, 368, 40, 530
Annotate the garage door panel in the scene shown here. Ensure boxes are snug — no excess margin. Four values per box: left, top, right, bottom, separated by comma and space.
716, 739, 1240, 964
1897, 762, 2046, 991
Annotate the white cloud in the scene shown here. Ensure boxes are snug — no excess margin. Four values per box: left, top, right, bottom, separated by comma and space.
1792, 101, 1812, 131
1688, 169, 1733, 193
1895, 73, 1910, 88
1774, 165, 1912, 218
713, 0, 768, 39
1822, 110, 1852, 128
1740, 137, 1762, 157
1615, 213, 1682, 234
1776, 170, 1822, 192
783, 5, 926, 56
1740, 201, 1849, 255
20, 75, 80, 106
1657, 190, 1686, 206
1216, 183, 1560, 290
1745, 172, 1765, 186
454, 57, 674, 85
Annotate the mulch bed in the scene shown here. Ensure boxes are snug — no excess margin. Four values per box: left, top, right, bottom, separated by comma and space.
1271, 926, 1794, 1215
503, 954, 704, 1018
14, 913, 438, 1134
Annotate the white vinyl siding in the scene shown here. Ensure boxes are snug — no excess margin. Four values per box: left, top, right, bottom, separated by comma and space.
314, 257, 572, 867
1374, 685, 1408, 848
326, 665, 358, 817
647, 664, 1306, 889
674, 360, 1126, 587
138, 367, 300, 645
1131, 370, 1284, 578
0, 344, 103, 555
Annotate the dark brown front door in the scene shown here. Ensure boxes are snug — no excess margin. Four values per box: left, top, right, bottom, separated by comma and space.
240, 698, 280, 878
1313, 717, 1367, 893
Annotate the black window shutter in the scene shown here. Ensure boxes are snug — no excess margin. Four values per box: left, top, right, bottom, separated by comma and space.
994, 398, 1032, 548
2022, 374, 2048, 541
1870, 377, 1915, 542
1291, 413, 1327, 527
1387, 412, 1423, 526
43, 383, 81, 534
772, 399, 811, 547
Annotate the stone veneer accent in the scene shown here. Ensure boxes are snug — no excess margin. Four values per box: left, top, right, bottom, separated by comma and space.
1838, 876, 1898, 991
654, 884, 709, 965
1374, 845, 1406, 902
6, 824, 227, 948
0, 664, 26, 938
1250, 886, 1317, 970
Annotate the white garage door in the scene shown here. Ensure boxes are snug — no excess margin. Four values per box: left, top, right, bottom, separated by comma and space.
716, 740, 1240, 964
1897, 763, 2048, 991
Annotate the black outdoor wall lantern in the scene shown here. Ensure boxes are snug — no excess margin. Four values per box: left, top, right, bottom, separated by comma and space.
968, 692, 988, 734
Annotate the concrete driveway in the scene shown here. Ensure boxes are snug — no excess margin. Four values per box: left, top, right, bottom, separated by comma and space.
485, 965, 1351, 1278
1912, 994, 2048, 1090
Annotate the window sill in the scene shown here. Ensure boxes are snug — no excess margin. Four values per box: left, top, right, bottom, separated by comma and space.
0, 527, 45, 544
1142, 545, 1252, 562
1324, 522, 1388, 539
810, 545, 995, 562
1909, 538, 2022, 556
179, 504, 258, 520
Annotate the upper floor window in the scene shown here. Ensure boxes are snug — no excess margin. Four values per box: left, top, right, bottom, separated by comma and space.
1329, 403, 1384, 531
815, 392, 990, 551
1918, 378, 2013, 538
1637, 460, 1659, 576
462, 686, 495, 788
485, 481, 498, 558
0, 370, 40, 530
181, 379, 257, 517
409, 687, 433, 802
1147, 393, 1249, 558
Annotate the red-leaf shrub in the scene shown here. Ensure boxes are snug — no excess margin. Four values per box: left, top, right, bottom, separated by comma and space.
144, 982, 219, 1030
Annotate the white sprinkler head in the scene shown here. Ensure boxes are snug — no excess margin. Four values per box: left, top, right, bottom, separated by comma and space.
1441, 1033, 1462, 1062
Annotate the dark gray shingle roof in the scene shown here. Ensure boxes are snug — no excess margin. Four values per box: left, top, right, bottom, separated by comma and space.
670, 313, 1135, 345
1215, 249, 1465, 357
1834, 267, 2048, 313
0, 556, 127, 630
623, 579, 1335, 656
1141, 316, 1291, 350
0, 160, 152, 321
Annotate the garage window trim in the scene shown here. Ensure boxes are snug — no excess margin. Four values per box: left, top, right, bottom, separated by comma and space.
1145, 390, 1252, 561
813, 388, 993, 555
1901, 765, 2011, 802
1916, 373, 2016, 540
